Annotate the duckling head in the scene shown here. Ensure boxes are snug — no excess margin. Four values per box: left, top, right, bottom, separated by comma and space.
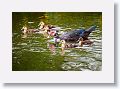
61, 40, 66, 44
21, 26, 28, 34
39, 21, 45, 26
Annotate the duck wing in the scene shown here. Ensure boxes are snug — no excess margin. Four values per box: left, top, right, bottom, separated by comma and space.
60, 29, 85, 42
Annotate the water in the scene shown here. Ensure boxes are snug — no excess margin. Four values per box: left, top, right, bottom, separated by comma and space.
12, 12, 102, 71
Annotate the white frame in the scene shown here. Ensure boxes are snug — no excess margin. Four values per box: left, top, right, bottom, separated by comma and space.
0, 0, 114, 83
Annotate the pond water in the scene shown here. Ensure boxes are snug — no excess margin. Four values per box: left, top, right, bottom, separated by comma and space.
12, 12, 102, 71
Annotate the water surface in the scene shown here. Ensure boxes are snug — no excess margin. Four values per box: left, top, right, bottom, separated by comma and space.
12, 12, 102, 71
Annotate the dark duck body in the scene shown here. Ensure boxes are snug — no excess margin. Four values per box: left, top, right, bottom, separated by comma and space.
60, 26, 96, 42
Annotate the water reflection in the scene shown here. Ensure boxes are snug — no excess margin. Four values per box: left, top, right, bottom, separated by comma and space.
21, 34, 28, 38
47, 43, 56, 55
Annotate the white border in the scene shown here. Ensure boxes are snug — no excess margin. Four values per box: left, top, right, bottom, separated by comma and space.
0, 0, 114, 83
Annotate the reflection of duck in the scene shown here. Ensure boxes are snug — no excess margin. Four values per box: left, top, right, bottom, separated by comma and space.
47, 43, 56, 54
60, 25, 96, 42
21, 34, 27, 38
48, 37, 61, 44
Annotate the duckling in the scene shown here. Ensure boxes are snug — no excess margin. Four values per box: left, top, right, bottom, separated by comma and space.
41, 25, 50, 37
42, 25, 59, 38
61, 40, 74, 49
61, 40, 66, 48
48, 30, 56, 36
38, 21, 45, 30
60, 38, 93, 49
78, 37, 93, 47
21, 26, 40, 34
21, 26, 28, 34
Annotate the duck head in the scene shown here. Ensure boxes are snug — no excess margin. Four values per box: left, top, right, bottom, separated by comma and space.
80, 25, 97, 40
86, 25, 96, 32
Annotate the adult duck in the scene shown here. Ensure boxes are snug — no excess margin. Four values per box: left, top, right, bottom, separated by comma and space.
60, 25, 96, 42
